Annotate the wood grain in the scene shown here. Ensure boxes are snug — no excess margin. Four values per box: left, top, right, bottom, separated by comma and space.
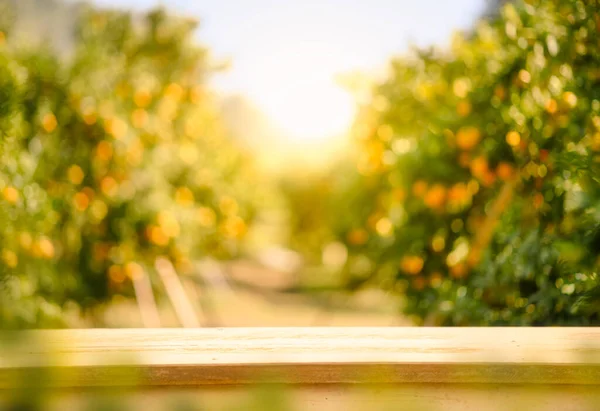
1, 328, 599, 389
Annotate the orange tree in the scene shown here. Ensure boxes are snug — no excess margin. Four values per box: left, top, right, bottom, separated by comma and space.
331, 0, 600, 325
0, 4, 262, 327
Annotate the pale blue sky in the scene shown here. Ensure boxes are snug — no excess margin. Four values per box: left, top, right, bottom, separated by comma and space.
82, 0, 486, 141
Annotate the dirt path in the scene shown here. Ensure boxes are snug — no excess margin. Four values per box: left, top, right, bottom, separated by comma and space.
100, 260, 408, 327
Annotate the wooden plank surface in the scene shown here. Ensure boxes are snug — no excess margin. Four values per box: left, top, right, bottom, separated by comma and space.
8, 385, 598, 411
1, 328, 599, 388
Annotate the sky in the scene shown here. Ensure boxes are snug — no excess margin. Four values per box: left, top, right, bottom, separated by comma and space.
82, 0, 486, 143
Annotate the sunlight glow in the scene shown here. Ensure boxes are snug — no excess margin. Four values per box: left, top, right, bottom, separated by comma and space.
233, 41, 357, 145
268, 79, 355, 144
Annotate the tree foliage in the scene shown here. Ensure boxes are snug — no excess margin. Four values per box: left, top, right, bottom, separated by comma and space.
330, 0, 600, 325
0, 3, 262, 327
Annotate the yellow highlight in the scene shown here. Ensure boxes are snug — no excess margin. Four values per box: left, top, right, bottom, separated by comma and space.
219, 196, 239, 216
453, 78, 471, 98
431, 236, 446, 252
100, 176, 118, 197
131, 109, 148, 128
377, 124, 394, 141
158, 98, 178, 122
125, 262, 144, 280
179, 142, 199, 164
375, 217, 393, 237
18, 232, 32, 251
165, 83, 184, 101
175, 187, 195, 206
2, 186, 19, 204
105, 117, 128, 139
134, 89, 152, 108
518, 69, 531, 84
125, 137, 143, 164
220, 216, 247, 239
42, 113, 58, 133
67, 165, 85, 185
90, 199, 108, 221
148, 225, 169, 246
562, 91, 577, 108
157, 211, 180, 238
1, 249, 18, 268
506, 131, 521, 147
197, 207, 216, 227
37, 237, 55, 259
189, 86, 203, 105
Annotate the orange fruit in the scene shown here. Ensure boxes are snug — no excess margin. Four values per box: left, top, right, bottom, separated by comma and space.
134, 89, 152, 108
412, 277, 427, 291
494, 85, 506, 100
348, 229, 368, 245
424, 184, 447, 209
109, 265, 126, 284
456, 101, 472, 117
481, 170, 497, 187
448, 183, 469, 205
545, 99, 558, 114
456, 126, 481, 150
470, 156, 489, 178
450, 263, 468, 279
401, 256, 425, 275
73, 192, 90, 211
412, 180, 428, 197
496, 162, 514, 181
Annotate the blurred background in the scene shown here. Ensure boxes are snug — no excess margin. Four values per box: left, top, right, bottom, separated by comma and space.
1, 0, 600, 328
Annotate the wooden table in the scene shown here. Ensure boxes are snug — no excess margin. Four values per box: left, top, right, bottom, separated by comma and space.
1, 328, 599, 410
